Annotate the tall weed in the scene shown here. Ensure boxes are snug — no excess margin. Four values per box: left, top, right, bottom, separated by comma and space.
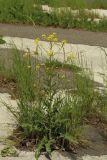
3, 34, 96, 159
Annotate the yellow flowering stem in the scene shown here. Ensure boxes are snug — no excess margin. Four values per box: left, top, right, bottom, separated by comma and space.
34, 38, 40, 44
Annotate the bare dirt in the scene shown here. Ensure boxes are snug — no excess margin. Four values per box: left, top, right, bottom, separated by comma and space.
0, 76, 16, 98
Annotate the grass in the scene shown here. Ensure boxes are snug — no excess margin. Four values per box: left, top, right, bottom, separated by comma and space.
45, 59, 82, 72
0, 146, 18, 157
36, 0, 107, 9
3, 0, 106, 9
1, 33, 103, 159
0, 0, 107, 32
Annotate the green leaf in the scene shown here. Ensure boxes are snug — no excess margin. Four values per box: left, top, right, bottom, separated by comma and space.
45, 139, 54, 155
35, 138, 46, 160
0, 38, 6, 44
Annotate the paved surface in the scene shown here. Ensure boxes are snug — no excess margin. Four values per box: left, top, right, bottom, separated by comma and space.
0, 93, 17, 139
0, 156, 107, 160
0, 23, 107, 48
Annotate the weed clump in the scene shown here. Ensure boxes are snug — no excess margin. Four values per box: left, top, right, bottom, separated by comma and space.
3, 34, 97, 159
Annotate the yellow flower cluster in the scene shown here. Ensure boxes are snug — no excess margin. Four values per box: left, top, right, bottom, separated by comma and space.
42, 34, 47, 39
42, 33, 58, 42
47, 50, 54, 57
23, 52, 30, 58
61, 40, 67, 45
34, 38, 40, 44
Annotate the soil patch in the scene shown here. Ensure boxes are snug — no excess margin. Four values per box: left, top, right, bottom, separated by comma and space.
0, 76, 17, 98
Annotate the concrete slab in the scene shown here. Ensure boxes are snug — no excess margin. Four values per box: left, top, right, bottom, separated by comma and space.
0, 153, 107, 160
1, 36, 107, 84
41, 5, 107, 18
82, 155, 107, 160
0, 93, 17, 138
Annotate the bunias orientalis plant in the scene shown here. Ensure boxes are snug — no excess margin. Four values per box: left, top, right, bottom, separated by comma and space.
4, 33, 95, 160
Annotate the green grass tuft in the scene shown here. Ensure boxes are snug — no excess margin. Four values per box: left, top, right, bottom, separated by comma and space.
0, 0, 107, 32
